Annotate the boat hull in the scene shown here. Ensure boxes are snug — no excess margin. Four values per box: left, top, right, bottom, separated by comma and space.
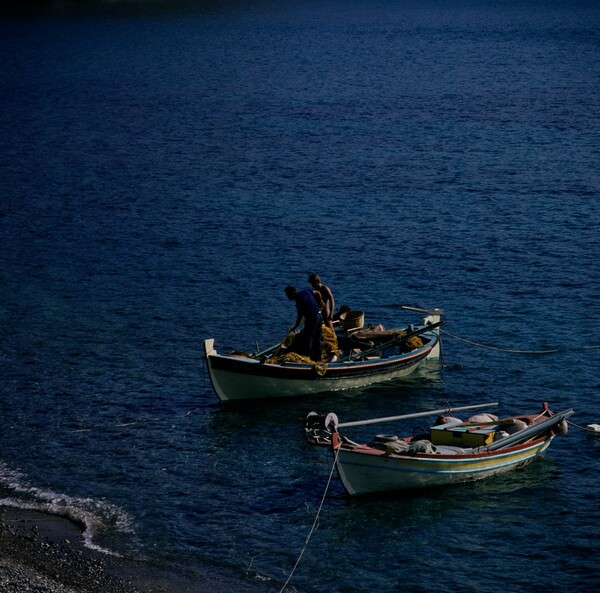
204, 332, 439, 401
335, 437, 553, 495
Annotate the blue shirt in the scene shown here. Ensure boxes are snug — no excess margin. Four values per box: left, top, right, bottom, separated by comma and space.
295, 289, 320, 322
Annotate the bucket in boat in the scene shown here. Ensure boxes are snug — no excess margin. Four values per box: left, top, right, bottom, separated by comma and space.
340, 310, 365, 331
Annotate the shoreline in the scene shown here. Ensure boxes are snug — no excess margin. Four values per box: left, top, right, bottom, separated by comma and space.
0, 507, 142, 593
0, 507, 259, 593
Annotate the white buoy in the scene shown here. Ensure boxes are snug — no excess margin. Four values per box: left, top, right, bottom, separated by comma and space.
586, 424, 600, 433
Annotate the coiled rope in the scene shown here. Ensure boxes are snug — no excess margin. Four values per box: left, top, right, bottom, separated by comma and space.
278, 447, 340, 593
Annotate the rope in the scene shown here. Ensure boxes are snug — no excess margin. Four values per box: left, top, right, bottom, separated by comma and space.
440, 329, 559, 354
568, 420, 600, 434
439, 333, 449, 368
278, 447, 340, 593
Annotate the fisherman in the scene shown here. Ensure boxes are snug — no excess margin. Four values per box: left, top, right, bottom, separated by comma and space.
308, 273, 335, 331
285, 285, 322, 362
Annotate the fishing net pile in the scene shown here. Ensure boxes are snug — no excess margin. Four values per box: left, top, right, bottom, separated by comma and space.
266, 324, 340, 368
406, 335, 424, 349
228, 323, 424, 368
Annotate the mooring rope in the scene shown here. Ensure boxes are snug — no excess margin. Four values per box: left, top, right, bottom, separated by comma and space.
440, 329, 560, 354
278, 447, 340, 593
439, 333, 449, 367
568, 419, 600, 434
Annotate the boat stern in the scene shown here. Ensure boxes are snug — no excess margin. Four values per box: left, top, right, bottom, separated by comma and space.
204, 338, 216, 358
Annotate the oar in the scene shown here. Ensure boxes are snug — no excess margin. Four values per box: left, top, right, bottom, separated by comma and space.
401, 305, 443, 315
485, 409, 574, 451
266, 327, 300, 358
255, 326, 301, 358
256, 341, 283, 358
345, 320, 444, 361
335, 402, 499, 429
256, 343, 281, 357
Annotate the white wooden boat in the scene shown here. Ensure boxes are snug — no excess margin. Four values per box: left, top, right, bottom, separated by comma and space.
204, 308, 442, 402
305, 402, 573, 496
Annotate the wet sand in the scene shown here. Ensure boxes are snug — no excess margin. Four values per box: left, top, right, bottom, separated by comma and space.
0, 508, 249, 593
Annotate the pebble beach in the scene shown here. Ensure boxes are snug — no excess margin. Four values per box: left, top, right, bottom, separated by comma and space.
0, 509, 235, 593
0, 508, 145, 593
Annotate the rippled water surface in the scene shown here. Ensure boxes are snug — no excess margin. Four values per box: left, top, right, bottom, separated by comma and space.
1, 1, 599, 591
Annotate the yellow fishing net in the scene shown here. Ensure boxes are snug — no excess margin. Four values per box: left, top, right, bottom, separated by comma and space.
322, 325, 341, 359
266, 352, 313, 364
406, 336, 424, 348
264, 351, 329, 375
265, 324, 339, 369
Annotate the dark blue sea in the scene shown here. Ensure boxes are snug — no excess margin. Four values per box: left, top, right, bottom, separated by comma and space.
1, 1, 599, 591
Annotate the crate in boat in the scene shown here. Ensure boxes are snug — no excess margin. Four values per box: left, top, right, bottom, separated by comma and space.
430, 423, 497, 447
